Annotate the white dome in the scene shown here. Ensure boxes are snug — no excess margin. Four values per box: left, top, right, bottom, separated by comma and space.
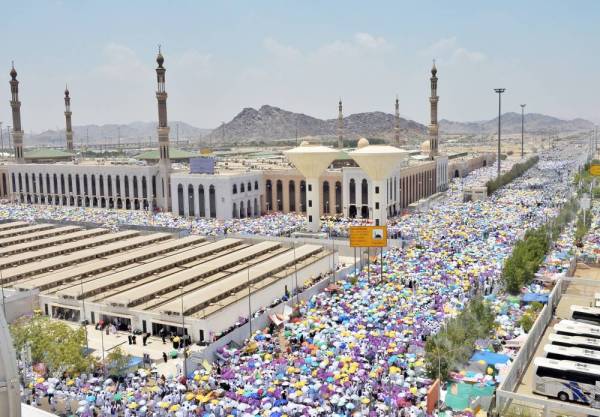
357, 138, 370, 149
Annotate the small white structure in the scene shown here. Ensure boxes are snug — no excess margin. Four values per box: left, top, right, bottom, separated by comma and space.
349, 139, 408, 226
0, 308, 20, 417
284, 143, 339, 232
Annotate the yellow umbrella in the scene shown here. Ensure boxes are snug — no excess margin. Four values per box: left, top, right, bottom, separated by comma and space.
361, 398, 370, 404
169, 404, 181, 412
185, 393, 195, 401
158, 401, 170, 408
36, 377, 45, 383
128, 402, 138, 409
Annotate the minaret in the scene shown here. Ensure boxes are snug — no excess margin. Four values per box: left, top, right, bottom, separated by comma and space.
9, 63, 24, 163
64, 86, 74, 153
155, 47, 171, 211
428, 61, 439, 159
394, 96, 401, 146
337, 99, 343, 149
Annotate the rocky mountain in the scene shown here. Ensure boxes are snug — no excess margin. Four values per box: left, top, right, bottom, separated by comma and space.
440, 112, 595, 135
28, 122, 211, 146
202, 105, 428, 144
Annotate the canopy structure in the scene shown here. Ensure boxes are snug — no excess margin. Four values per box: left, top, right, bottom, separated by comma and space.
349, 140, 408, 225
284, 143, 339, 232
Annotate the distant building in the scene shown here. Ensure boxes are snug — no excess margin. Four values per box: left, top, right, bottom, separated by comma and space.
0, 56, 493, 220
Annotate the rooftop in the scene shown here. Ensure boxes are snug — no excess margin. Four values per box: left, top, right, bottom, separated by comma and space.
135, 148, 199, 161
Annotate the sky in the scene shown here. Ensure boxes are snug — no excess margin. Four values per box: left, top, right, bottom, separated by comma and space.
1, 0, 599, 133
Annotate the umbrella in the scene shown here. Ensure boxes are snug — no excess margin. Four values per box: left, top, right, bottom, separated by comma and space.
113, 393, 122, 401
128, 402, 139, 409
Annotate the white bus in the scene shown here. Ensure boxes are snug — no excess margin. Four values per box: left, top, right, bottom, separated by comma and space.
549, 333, 600, 351
533, 357, 600, 403
543, 344, 600, 366
571, 305, 600, 326
553, 319, 600, 339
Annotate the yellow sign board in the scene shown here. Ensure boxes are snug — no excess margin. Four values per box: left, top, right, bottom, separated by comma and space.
590, 164, 600, 176
200, 148, 213, 155
349, 226, 387, 248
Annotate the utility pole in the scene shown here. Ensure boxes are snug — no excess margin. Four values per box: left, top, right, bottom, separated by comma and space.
494, 88, 506, 178
520, 104, 526, 158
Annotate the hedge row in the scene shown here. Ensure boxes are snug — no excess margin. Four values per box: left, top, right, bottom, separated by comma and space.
502, 198, 579, 294
486, 156, 540, 195
424, 297, 496, 381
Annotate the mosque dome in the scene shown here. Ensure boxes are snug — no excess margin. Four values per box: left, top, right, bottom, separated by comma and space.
357, 138, 370, 149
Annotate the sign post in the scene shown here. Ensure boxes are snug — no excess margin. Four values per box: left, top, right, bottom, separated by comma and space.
349, 226, 387, 283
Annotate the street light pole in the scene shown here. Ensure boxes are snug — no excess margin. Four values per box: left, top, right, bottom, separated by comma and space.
80, 277, 89, 352
494, 88, 506, 178
179, 286, 187, 378
247, 266, 252, 338
520, 104, 526, 158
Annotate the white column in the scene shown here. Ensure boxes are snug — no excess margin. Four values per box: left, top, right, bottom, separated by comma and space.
195, 186, 201, 218
372, 179, 387, 226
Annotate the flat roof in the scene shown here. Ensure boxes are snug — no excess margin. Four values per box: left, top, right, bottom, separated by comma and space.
56, 238, 239, 299
108, 241, 281, 307
160, 244, 322, 315
1, 233, 172, 284
0, 223, 55, 239
0, 221, 29, 231
0, 228, 109, 265
14, 234, 206, 291
0, 225, 82, 248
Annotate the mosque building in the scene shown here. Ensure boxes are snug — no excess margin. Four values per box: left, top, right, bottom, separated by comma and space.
0, 53, 493, 222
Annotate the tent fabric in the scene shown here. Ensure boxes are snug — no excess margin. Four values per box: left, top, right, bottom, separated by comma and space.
470, 350, 510, 366
522, 293, 549, 304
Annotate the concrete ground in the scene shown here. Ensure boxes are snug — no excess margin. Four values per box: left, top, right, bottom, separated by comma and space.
511, 264, 600, 415
66, 321, 202, 377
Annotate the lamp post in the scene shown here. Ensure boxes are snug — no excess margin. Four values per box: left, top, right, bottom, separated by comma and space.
520, 104, 526, 158
80, 277, 89, 352
179, 286, 187, 378
494, 88, 506, 178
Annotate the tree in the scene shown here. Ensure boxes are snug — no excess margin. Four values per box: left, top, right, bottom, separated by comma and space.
106, 346, 131, 376
10, 316, 94, 375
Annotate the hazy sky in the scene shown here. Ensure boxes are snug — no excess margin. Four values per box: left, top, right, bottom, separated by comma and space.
1, 0, 599, 132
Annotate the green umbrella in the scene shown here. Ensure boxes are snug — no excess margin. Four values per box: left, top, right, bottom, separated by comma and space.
114, 393, 122, 401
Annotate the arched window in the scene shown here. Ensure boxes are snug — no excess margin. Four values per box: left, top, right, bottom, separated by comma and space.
240, 201, 245, 218
232, 184, 237, 194
288, 180, 296, 212
276, 180, 283, 211
300, 181, 306, 212
91, 175, 96, 195
247, 182, 252, 191
265, 180, 273, 211
39, 173, 43, 194
188, 184, 195, 217
60, 174, 65, 194
142, 177, 147, 199
240, 183, 245, 193
361, 179, 368, 205
254, 180, 259, 190
68, 174, 73, 193
247, 200, 251, 217
107, 176, 113, 197
232, 202, 237, 218
177, 184, 184, 216
198, 185, 205, 217
83, 174, 88, 195
151, 175, 156, 198
323, 181, 330, 213
53, 174, 58, 196
99, 175, 104, 196
24, 173, 29, 192
349, 179, 356, 204
209, 185, 216, 218
133, 176, 138, 198
335, 181, 342, 214
254, 198, 258, 216
115, 176, 121, 196
75, 174, 81, 195
123, 175, 129, 198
